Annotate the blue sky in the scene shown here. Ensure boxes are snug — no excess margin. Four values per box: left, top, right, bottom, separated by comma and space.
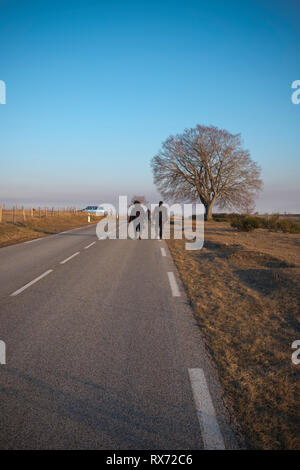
0, 0, 299, 211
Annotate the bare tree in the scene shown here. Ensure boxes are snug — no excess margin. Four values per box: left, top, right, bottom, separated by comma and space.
151, 125, 262, 220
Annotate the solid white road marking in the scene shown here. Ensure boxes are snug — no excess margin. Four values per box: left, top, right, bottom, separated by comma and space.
60, 252, 80, 264
167, 272, 181, 297
10, 270, 53, 297
160, 247, 166, 257
188, 368, 225, 450
84, 241, 96, 249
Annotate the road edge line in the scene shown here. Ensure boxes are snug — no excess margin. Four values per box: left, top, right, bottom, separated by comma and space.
188, 368, 225, 450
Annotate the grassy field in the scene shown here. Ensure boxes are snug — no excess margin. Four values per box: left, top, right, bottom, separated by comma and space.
167, 220, 300, 449
0, 211, 101, 248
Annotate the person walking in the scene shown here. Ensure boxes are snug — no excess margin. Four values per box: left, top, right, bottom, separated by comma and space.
153, 201, 168, 239
129, 200, 146, 240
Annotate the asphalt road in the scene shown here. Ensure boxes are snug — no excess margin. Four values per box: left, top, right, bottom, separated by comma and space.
0, 224, 239, 449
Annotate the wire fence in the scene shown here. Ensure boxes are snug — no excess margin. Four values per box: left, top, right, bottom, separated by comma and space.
0, 205, 78, 224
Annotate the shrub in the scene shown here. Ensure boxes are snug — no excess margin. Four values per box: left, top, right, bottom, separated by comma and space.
277, 219, 300, 233
260, 214, 280, 230
229, 214, 300, 234
213, 213, 229, 222
230, 215, 261, 232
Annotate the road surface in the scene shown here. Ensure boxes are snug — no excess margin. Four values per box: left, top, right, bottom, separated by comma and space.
0, 224, 239, 449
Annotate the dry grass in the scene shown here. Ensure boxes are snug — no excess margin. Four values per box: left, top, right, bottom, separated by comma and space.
0, 213, 101, 248
167, 221, 300, 449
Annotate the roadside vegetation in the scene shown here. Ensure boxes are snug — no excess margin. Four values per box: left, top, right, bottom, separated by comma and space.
214, 213, 300, 233
0, 209, 100, 248
167, 220, 300, 449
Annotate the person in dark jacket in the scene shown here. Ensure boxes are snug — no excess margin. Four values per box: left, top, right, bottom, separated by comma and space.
153, 201, 168, 239
129, 200, 146, 240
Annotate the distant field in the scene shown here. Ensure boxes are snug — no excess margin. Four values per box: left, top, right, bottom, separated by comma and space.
167, 220, 300, 449
0, 208, 102, 248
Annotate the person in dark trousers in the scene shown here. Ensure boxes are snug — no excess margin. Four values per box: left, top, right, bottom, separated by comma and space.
129, 200, 146, 240
153, 201, 168, 239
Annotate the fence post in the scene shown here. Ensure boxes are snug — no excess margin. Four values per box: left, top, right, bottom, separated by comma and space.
45, 207, 47, 217
39, 207, 41, 218
22, 206, 26, 222
30, 206, 33, 217
13, 206, 16, 224
0, 205, 2, 223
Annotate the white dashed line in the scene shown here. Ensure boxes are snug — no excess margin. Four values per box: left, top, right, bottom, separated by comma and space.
188, 368, 225, 450
84, 241, 96, 249
60, 252, 80, 264
10, 270, 53, 297
160, 247, 166, 257
167, 272, 181, 297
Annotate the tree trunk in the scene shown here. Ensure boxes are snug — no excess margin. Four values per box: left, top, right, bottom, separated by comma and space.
204, 202, 214, 221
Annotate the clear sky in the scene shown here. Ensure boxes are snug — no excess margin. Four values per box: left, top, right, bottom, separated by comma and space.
0, 0, 299, 212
